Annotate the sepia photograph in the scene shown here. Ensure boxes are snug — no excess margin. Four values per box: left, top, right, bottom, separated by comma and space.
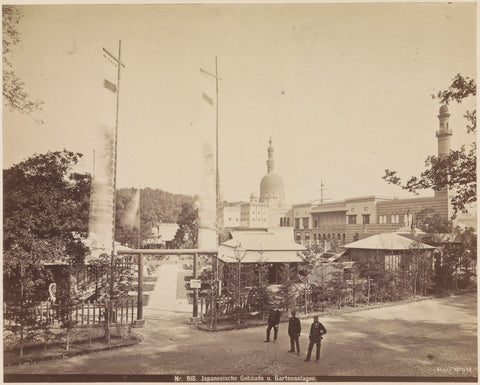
2, 1, 477, 382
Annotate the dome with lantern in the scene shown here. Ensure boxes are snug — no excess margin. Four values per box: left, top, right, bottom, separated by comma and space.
259, 138, 285, 201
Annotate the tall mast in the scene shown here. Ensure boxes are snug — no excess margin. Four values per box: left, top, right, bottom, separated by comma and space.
215, 56, 219, 237
103, 40, 126, 256
200, 58, 220, 243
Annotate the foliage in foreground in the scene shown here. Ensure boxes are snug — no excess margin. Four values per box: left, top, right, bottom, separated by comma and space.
3, 150, 91, 354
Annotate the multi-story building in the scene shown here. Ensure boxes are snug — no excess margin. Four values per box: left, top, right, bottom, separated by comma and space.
291, 202, 313, 243
221, 106, 473, 244
239, 192, 268, 228
218, 204, 241, 229
292, 105, 464, 245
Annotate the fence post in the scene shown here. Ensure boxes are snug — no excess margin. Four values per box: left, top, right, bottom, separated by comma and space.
105, 301, 110, 345
131, 299, 134, 324
134, 253, 145, 326
81, 300, 85, 324
193, 252, 198, 318
87, 301, 90, 326
75, 301, 79, 323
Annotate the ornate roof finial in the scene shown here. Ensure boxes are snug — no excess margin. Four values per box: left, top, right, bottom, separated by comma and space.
267, 136, 274, 173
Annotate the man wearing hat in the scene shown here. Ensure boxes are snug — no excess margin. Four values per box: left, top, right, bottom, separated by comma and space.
305, 315, 327, 362
287, 310, 301, 354
264, 305, 281, 342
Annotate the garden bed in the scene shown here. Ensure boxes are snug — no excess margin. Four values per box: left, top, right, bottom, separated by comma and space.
4, 334, 142, 367
195, 294, 445, 332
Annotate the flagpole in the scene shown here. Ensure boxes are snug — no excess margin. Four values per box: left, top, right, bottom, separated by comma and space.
111, 40, 122, 257
199, 58, 220, 329
102, 40, 125, 302
215, 56, 219, 238
199, 59, 220, 232
137, 188, 141, 249
214, 56, 219, 329
136, 187, 144, 325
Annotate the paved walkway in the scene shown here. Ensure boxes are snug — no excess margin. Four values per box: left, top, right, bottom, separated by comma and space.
144, 261, 191, 316
5, 293, 477, 379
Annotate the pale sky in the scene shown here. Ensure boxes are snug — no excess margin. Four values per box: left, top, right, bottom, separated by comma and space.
2, 2, 476, 204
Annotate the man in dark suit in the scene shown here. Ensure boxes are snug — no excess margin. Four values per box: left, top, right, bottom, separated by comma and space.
305, 315, 327, 362
264, 305, 281, 342
287, 310, 301, 354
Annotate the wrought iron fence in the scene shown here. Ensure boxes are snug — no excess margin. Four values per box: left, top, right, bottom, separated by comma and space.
4, 299, 137, 327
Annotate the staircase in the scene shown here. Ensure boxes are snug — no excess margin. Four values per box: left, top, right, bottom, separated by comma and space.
144, 260, 192, 314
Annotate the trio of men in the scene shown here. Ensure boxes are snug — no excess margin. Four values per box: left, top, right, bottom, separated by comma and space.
264, 307, 327, 363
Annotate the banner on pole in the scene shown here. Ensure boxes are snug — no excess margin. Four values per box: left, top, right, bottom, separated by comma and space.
86, 50, 119, 260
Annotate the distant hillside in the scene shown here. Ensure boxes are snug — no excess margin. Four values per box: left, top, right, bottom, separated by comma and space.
115, 187, 197, 247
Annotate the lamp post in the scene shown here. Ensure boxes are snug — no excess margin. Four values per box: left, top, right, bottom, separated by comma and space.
233, 242, 246, 315
257, 244, 265, 287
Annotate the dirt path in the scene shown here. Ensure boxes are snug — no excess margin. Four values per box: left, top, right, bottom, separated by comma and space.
5, 293, 477, 379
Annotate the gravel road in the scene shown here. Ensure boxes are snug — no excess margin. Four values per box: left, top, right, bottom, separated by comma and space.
5, 292, 477, 379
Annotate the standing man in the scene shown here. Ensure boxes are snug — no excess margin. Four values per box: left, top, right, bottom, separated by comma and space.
305, 315, 327, 362
264, 305, 281, 342
287, 310, 301, 355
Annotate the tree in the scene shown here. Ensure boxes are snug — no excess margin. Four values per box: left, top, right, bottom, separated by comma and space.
278, 263, 300, 312
414, 210, 476, 295
3, 150, 90, 353
4, 151, 91, 266
436, 226, 477, 294
173, 202, 198, 248
298, 244, 321, 313
383, 74, 476, 217
3, 5, 43, 115
356, 257, 385, 304
325, 268, 348, 309
115, 187, 196, 247
406, 241, 434, 297
416, 208, 452, 234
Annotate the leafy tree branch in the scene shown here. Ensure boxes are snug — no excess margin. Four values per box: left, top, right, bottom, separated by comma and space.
3, 5, 43, 115
383, 74, 476, 217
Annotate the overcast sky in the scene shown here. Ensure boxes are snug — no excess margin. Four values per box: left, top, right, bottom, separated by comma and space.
3, 2, 476, 204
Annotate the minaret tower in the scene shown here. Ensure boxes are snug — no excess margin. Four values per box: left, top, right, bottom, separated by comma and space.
434, 105, 452, 218
436, 105, 452, 156
266, 136, 275, 173
258, 137, 291, 227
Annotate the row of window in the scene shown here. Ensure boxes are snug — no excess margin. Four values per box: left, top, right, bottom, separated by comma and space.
240, 210, 266, 216
347, 214, 370, 225
378, 213, 412, 224
297, 239, 345, 246
241, 217, 266, 222
294, 215, 372, 228
385, 254, 400, 271
294, 217, 309, 229
296, 232, 346, 241
290, 212, 412, 228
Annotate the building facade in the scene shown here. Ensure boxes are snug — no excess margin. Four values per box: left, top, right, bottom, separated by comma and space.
220, 106, 471, 244
292, 105, 459, 246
